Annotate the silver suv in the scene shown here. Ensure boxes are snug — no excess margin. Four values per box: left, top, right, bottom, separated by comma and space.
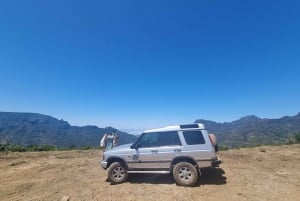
100, 123, 221, 186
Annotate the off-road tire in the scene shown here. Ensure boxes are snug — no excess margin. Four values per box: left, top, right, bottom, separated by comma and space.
173, 162, 198, 187
108, 162, 128, 184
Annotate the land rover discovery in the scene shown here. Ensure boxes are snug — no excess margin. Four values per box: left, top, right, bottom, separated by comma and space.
100, 123, 221, 186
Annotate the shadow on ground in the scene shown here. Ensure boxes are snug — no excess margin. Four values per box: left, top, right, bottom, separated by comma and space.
198, 168, 227, 185
128, 173, 174, 185
124, 168, 227, 186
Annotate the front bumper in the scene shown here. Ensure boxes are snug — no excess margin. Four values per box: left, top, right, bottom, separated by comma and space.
100, 161, 108, 169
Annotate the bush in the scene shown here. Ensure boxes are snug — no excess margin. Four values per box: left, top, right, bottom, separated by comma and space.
0, 144, 97, 152
68, 145, 77, 150
219, 145, 229, 151
295, 133, 300, 143
0, 144, 5, 152
81, 146, 91, 150
7, 144, 26, 152
0, 144, 57, 152
27, 145, 57, 151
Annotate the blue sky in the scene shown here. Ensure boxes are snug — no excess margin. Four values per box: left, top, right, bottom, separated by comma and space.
0, 1, 300, 130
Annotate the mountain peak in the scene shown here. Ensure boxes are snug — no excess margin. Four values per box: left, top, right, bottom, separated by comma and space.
238, 115, 260, 122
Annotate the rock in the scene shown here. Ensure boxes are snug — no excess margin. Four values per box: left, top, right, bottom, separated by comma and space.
60, 196, 70, 201
259, 148, 266, 152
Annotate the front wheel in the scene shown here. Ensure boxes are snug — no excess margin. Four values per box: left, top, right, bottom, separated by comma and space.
107, 162, 128, 184
173, 162, 198, 187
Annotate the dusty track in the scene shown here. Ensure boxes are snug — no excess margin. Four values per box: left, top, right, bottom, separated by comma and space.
1, 145, 299, 201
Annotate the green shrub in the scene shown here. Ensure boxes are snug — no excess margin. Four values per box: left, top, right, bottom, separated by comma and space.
0, 144, 5, 152
0, 143, 98, 152
7, 144, 26, 152
219, 145, 229, 151
0, 144, 57, 152
81, 146, 91, 150
295, 133, 300, 143
68, 145, 77, 150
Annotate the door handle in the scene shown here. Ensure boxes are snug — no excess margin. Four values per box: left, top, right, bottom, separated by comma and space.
151, 150, 158, 153
174, 149, 181, 152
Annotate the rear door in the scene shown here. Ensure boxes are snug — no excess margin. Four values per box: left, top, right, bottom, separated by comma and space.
180, 129, 215, 160
157, 131, 182, 169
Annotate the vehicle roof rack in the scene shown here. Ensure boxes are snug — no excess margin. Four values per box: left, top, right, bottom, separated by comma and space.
179, 124, 199, 129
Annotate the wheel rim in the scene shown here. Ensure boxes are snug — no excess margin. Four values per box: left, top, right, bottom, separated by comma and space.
178, 166, 193, 181
112, 166, 125, 181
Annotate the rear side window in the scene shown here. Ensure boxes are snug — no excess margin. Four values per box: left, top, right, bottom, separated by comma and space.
183, 130, 205, 145
138, 131, 181, 147
158, 131, 181, 146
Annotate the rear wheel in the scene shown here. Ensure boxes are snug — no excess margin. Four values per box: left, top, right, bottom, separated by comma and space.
173, 162, 198, 186
108, 162, 128, 184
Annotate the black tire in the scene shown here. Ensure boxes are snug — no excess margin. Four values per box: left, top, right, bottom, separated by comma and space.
173, 162, 198, 187
107, 162, 128, 184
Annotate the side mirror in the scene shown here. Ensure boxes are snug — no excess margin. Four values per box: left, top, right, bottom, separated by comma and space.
130, 143, 140, 149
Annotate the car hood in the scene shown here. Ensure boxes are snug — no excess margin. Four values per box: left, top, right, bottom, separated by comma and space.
109, 143, 133, 152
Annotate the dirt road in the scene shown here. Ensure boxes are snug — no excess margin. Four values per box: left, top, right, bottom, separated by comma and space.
1, 145, 299, 201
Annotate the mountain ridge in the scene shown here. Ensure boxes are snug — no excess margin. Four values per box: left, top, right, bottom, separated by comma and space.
195, 113, 300, 147
1, 111, 300, 148
0, 112, 137, 147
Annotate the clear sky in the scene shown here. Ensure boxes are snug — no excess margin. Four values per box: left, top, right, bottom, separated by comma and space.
0, 1, 300, 130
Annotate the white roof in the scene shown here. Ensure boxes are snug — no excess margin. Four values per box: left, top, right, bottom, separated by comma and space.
143, 123, 205, 133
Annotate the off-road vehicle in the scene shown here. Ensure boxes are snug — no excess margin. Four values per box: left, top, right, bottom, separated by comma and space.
100, 123, 221, 186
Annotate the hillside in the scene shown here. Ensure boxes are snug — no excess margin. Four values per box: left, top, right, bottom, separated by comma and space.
195, 113, 300, 147
0, 112, 137, 147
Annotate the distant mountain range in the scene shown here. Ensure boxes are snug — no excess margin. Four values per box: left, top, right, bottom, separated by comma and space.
119, 129, 145, 135
195, 113, 300, 147
0, 112, 137, 147
1, 111, 300, 148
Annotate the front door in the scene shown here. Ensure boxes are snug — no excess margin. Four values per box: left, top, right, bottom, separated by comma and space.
132, 133, 159, 169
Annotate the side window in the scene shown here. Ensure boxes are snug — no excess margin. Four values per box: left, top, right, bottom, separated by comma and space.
182, 130, 205, 145
158, 131, 181, 146
138, 133, 159, 148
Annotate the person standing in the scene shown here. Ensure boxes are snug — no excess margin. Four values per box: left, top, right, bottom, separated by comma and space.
100, 134, 108, 150
105, 133, 114, 151
113, 133, 119, 148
